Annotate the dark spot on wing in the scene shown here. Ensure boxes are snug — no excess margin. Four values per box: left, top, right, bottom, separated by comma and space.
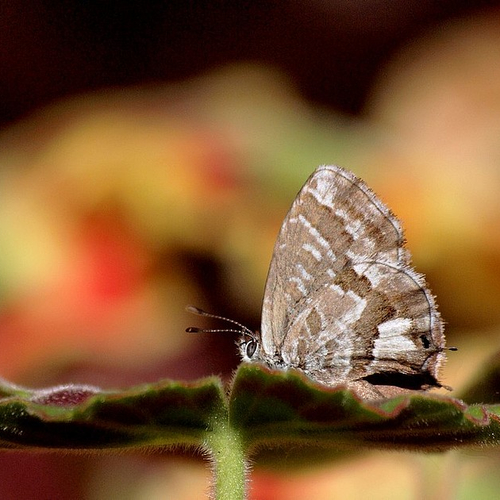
420, 335, 431, 349
362, 371, 441, 390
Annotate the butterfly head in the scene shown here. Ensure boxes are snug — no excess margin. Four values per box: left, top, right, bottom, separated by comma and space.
186, 305, 261, 362
239, 332, 261, 361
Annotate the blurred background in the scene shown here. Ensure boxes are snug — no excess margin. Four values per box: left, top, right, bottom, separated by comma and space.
1, 2, 500, 499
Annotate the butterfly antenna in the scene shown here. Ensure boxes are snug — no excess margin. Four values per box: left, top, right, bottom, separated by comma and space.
185, 305, 255, 339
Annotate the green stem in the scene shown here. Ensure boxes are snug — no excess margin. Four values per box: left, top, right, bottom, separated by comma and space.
204, 408, 248, 500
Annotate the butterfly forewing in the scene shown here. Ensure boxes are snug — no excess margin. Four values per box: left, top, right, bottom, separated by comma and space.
256, 165, 446, 391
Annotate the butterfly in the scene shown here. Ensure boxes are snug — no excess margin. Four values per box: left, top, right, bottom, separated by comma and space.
188, 165, 455, 398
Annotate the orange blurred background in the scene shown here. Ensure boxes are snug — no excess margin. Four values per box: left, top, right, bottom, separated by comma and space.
1, 3, 500, 499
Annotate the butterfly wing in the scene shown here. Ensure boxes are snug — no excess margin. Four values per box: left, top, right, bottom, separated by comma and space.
258, 165, 445, 388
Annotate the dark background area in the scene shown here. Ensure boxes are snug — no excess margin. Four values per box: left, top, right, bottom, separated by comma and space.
1, 1, 499, 128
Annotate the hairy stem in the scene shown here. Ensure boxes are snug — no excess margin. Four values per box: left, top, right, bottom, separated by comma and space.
204, 408, 248, 500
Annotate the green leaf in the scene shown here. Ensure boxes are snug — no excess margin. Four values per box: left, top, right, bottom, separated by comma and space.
230, 364, 500, 453
0, 377, 224, 450
1, 363, 500, 455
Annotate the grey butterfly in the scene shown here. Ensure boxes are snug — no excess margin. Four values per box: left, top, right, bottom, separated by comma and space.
190, 165, 454, 398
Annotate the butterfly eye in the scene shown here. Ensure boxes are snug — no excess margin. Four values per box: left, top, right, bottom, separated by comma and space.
246, 340, 257, 359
